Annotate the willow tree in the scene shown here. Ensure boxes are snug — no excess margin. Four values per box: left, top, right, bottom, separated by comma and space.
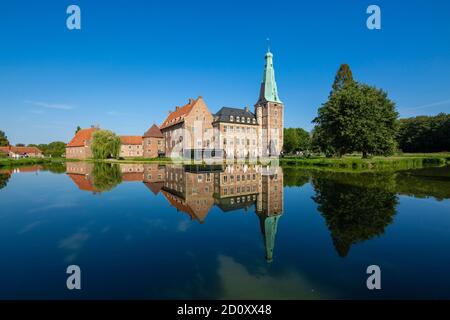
91, 130, 121, 159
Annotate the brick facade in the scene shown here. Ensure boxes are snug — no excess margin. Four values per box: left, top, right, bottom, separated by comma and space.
66, 127, 98, 160
160, 97, 214, 158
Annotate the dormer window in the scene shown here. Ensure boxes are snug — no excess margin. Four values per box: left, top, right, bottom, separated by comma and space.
247, 118, 250, 123
236, 116, 240, 122
252, 119, 256, 124
230, 115, 234, 122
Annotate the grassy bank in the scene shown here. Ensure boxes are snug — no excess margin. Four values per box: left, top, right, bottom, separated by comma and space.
280, 153, 450, 171
0, 157, 70, 168
61, 153, 450, 172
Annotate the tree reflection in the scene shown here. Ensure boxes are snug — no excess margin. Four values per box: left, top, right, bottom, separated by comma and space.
0, 172, 10, 190
282, 167, 310, 187
92, 162, 122, 192
312, 174, 398, 257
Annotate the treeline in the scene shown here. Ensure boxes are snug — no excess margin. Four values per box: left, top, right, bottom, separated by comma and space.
1, 129, 67, 157
28, 142, 67, 157
397, 113, 450, 153
283, 64, 449, 157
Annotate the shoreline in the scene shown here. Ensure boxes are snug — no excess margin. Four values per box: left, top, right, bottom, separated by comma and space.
1, 153, 449, 172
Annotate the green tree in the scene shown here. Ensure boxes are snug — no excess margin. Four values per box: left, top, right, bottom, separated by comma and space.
283, 128, 299, 154
0, 130, 9, 146
331, 63, 354, 94
16, 143, 25, 147
397, 113, 450, 153
44, 141, 67, 157
311, 126, 335, 157
75, 126, 81, 134
283, 128, 310, 154
91, 130, 121, 159
313, 82, 399, 158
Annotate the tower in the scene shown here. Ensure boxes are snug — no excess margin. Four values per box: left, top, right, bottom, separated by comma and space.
255, 49, 284, 157
256, 166, 284, 262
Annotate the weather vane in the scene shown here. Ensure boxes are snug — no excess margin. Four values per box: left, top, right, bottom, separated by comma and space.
266, 38, 271, 53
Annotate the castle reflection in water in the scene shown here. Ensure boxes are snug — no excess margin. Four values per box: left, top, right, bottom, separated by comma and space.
66, 162, 284, 263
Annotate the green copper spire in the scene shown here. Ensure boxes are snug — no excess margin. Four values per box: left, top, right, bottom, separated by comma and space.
258, 49, 282, 103
262, 215, 281, 263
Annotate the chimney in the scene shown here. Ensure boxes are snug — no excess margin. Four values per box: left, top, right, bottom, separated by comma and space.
175, 106, 180, 111
244, 106, 249, 112
189, 98, 194, 104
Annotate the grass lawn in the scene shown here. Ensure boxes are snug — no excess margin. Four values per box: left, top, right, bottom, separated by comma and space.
280, 152, 450, 171
0, 157, 70, 168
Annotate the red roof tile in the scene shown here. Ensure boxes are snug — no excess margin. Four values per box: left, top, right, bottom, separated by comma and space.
0, 146, 42, 154
67, 173, 98, 192
161, 190, 195, 218
143, 124, 163, 138
120, 136, 143, 145
67, 128, 98, 147
160, 97, 201, 129
143, 181, 164, 195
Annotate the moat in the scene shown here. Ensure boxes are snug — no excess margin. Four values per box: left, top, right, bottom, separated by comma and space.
0, 162, 449, 299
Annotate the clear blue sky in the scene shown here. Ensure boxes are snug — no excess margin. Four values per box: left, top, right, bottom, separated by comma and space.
1, 0, 449, 144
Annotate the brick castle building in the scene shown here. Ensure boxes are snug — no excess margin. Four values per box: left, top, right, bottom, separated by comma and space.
66, 50, 284, 160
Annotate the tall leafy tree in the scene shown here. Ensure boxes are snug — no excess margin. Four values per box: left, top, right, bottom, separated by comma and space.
91, 130, 121, 159
0, 130, 9, 146
75, 126, 81, 134
314, 81, 399, 158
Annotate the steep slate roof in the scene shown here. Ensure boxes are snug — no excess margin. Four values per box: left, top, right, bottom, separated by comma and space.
0, 146, 42, 154
143, 124, 163, 138
160, 97, 201, 130
67, 128, 98, 147
120, 136, 143, 145
213, 107, 257, 125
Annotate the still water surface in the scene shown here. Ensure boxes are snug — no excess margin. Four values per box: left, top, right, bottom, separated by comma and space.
0, 162, 449, 299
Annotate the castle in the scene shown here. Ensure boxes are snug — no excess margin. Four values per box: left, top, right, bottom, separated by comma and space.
66, 50, 284, 160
